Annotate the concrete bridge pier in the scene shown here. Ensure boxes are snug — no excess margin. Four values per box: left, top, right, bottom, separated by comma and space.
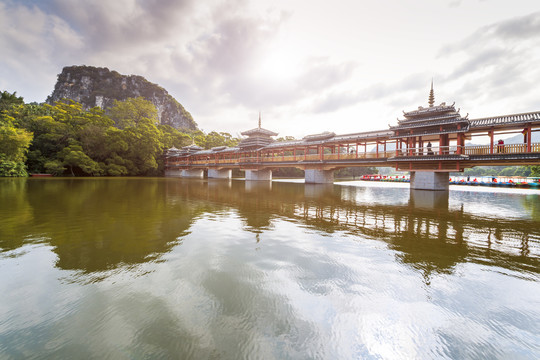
245, 169, 272, 181
410, 171, 449, 191
182, 169, 204, 178
164, 169, 183, 177
208, 169, 232, 179
410, 189, 449, 209
305, 169, 334, 184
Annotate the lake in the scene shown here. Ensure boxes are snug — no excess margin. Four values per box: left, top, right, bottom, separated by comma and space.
1, 177, 539, 359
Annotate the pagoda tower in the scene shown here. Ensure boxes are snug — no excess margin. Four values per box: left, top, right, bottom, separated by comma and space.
390, 83, 469, 156
238, 113, 278, 150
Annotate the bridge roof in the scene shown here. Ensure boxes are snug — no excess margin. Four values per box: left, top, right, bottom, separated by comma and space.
240, 127, 278, 136
402, 103, 456, 118
262, 129, 394, 149
469, 111, 540, 130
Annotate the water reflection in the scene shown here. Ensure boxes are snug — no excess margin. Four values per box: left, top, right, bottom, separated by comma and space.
1, 178, 539, 359
1, 178, 539, 278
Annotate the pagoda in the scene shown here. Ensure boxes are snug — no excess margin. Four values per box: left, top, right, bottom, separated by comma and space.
390, 82, 469, 155
238, 113, 278, 150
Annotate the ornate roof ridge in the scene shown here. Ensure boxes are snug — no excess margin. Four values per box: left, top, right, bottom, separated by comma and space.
403, 102, 456, 117
240, 127, 278, 136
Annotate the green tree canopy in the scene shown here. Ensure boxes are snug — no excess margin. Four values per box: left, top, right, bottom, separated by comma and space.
109, 97, 158, 129
0, 91, 24, 112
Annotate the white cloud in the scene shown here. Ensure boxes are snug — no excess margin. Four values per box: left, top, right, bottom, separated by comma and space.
1, 0, 539, 136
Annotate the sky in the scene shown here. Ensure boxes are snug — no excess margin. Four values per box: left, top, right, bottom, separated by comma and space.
1, 0, 540, 138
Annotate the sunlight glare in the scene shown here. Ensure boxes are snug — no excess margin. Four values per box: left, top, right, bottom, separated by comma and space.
257, 50, 298, 82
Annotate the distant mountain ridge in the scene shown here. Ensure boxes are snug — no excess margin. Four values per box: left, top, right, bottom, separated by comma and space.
46, 65, 197, 130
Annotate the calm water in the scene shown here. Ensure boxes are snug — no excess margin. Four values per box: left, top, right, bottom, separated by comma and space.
1, 177, 539, 359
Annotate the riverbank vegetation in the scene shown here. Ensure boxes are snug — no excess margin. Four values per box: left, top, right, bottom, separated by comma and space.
0, 91, 239, 177
459, 165, 540, 177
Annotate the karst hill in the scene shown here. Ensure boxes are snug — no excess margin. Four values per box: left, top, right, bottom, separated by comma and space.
46, 65, 197, 130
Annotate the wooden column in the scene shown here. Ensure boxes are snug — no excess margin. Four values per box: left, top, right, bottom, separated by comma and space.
489, 129, 494, 154
527, 124, 532, 152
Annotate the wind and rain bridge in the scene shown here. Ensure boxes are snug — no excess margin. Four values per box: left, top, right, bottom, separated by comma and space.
164, 88, 540, 191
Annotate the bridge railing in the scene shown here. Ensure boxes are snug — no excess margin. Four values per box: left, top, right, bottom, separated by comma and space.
392, 143, 540, 156
169, 143, 540, 167
464, 143, 540, 155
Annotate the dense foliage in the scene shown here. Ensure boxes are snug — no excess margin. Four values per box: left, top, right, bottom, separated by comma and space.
0, 91, 240, 177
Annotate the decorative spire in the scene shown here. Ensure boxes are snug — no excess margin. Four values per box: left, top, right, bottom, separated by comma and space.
258, 111, 261, 128
428, 79, 435, 107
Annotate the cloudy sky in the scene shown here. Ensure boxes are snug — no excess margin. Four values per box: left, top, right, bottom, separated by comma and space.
1, 0, 539, 138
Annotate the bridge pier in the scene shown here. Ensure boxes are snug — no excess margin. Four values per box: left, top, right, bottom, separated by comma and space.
182, 169, 204, 178
410, 171, 449, 191
164, 169, 183, 177
208, 169, 232, 179
245, 169, 272, 181
410, 189, 449, 209
305, 169, 334, 184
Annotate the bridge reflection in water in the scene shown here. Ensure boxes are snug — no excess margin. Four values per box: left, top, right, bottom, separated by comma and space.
166, 179, 539, 280
2, 178, 537, 279
1, 177, 539, 358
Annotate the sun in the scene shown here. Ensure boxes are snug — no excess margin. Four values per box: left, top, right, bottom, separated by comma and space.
256, 48, 299, 82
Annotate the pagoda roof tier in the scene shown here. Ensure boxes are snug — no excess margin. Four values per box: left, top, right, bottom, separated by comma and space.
238, 135, 275, 149
391, 117, 469, 131
396, 112, 464, 125
469, 111, 540, 130
183, 144, 204, 150
390, 125, 469, 139
403, 103, 456, 118
240, 127, 278, 136
164, 147, 183, 157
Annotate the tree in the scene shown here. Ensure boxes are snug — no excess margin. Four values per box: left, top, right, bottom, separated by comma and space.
0, 121, 33, 162
0, 112, 33, 176
58, 144, 103, 176
0, 91, 24, 112
530, 166, 540, 177
109, 97, 158, 129
276, 136, 296, 142
44, 160, 66, 176
159, 125, 192, 149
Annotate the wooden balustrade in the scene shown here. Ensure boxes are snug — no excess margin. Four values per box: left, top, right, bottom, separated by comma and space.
168, 142, 540, 168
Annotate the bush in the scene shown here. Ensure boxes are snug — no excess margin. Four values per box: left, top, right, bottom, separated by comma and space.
0, 158, 28, 177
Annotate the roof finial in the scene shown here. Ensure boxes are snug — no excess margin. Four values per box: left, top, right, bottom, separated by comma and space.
258, 111, 261, 128
428, 79, 435, 107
